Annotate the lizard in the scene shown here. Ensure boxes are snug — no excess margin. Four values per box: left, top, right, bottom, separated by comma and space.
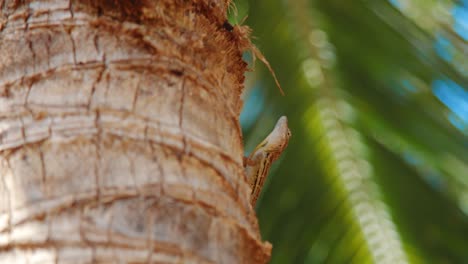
244, 116, 291, 206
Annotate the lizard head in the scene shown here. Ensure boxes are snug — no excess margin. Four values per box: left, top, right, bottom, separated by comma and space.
253, 116, 291, 155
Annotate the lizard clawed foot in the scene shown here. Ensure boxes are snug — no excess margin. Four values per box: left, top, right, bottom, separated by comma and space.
243, 156, 256, 166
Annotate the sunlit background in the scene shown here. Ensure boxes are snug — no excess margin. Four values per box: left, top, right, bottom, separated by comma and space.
234, 0, 468, 263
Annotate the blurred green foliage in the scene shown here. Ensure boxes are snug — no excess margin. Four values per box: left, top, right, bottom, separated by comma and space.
236, 0, 468, 263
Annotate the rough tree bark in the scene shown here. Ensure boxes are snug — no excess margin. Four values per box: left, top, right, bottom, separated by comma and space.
0, 0, 271, 263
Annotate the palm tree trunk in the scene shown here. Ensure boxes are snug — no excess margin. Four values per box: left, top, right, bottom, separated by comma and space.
0, 0, 271, 262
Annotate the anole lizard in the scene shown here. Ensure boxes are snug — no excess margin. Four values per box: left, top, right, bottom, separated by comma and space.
244, 116, 291, 206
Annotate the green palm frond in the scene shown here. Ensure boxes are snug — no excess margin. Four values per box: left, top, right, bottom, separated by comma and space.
238, 0, 468, 263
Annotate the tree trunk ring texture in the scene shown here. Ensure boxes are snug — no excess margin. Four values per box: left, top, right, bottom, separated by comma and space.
0, 0, 271, 263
